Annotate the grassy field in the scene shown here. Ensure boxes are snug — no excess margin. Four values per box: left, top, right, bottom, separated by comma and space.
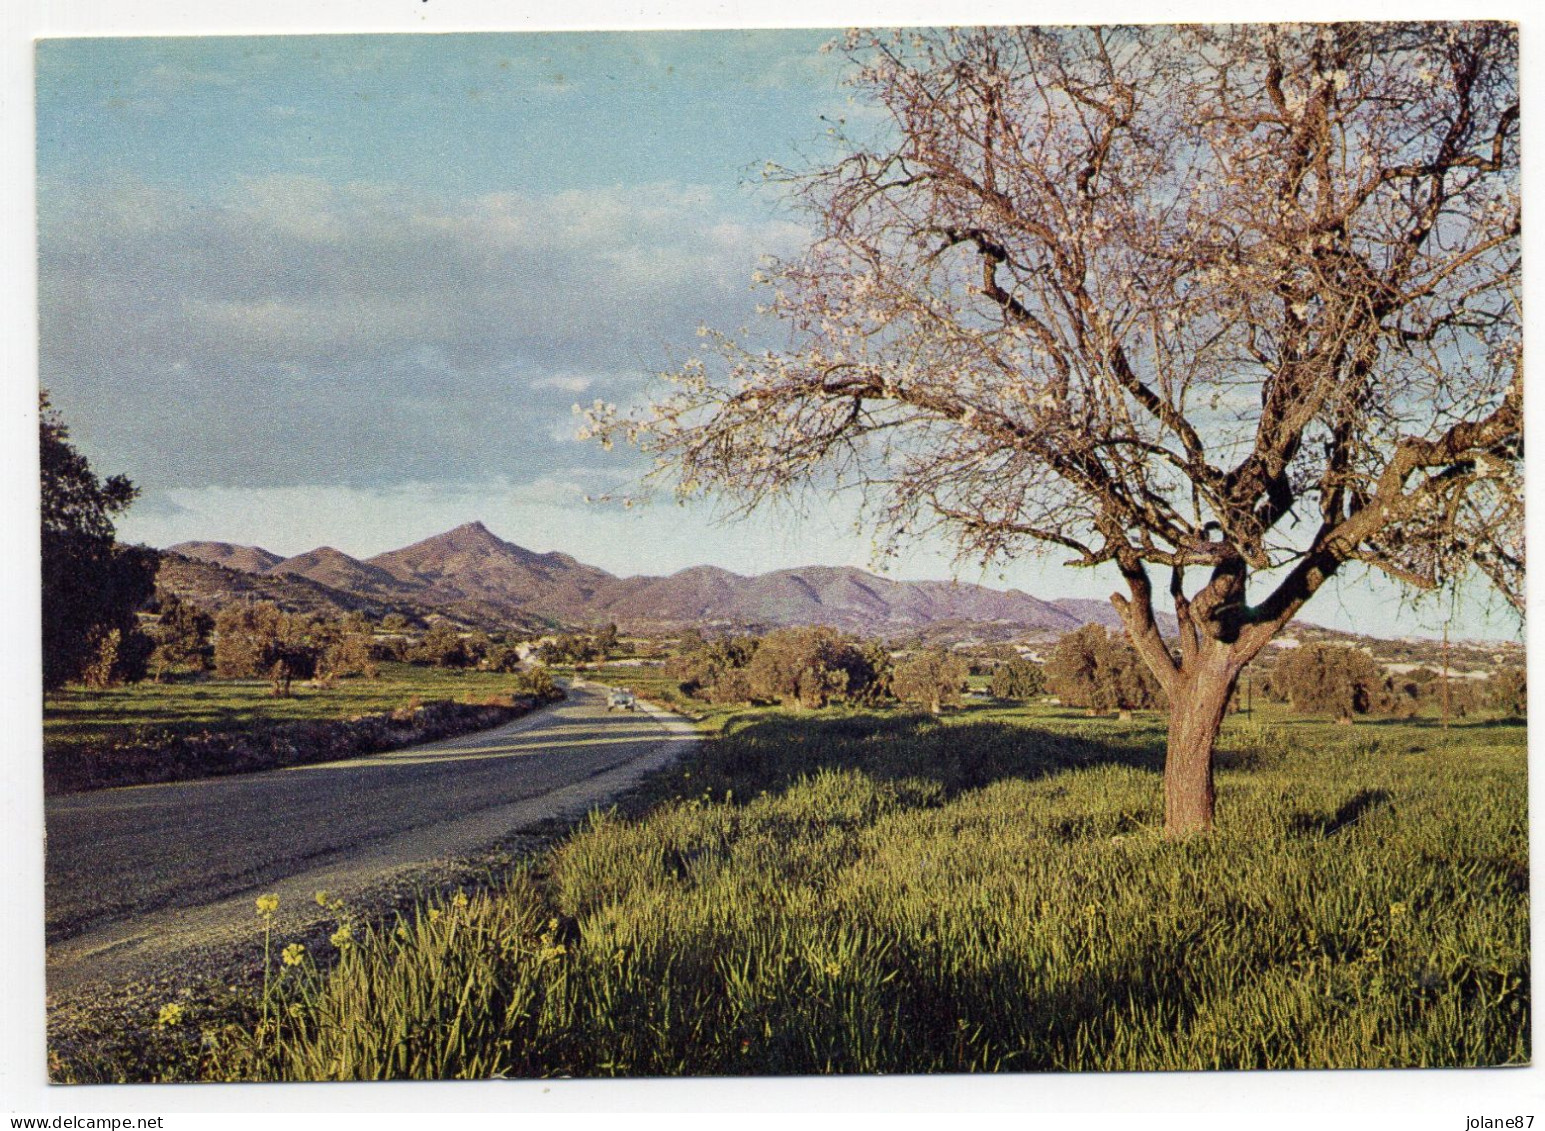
43, 663, 565, 793
44, 663, 544, 756
126, 698, 1526, 1080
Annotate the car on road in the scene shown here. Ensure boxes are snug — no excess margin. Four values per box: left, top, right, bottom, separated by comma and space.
606, 688, 638, 712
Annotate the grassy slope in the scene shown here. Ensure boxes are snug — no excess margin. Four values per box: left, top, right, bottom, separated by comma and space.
158, 701, 1526, 1080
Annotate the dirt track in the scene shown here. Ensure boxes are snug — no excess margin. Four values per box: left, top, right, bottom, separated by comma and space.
45, 683, 696, 997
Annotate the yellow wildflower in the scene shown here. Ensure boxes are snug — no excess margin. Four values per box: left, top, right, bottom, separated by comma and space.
330, 924, 353, 948
314, 890, 331, 908
157, 1003, 185, 1027
255, 893, 279, 917
282, 943, 306, 967
1390, 902, 1409, 919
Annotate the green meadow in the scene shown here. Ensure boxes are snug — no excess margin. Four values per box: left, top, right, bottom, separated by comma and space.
138, 700, 1525, 1080
43, 663, 539, 756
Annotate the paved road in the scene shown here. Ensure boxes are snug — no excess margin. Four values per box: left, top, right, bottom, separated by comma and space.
45, 683, 696, 995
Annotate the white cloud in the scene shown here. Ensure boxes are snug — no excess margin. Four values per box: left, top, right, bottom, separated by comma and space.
39, 176, 809, 492
531, 374, 596, 393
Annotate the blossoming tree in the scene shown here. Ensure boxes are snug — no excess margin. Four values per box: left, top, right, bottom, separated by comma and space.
587, 24, 1521, 834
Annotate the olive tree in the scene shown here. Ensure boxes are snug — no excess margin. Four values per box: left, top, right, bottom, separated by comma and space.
587, 24, 1520, 834
1044, 624, 1164, 715
989, 657, 1045, 701
746, 626, 873, 708
1270, 642, 1385, 723
213, 603, 318, 697
892, 648, 970, 714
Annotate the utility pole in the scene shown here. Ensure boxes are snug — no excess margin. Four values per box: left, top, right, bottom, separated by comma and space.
1441, 622, 1451, 731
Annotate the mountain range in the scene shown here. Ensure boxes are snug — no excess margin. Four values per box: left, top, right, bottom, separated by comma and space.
161, 520, 1162, 640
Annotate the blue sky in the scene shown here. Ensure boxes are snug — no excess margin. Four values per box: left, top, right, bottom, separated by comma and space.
34, 30, 1524, 641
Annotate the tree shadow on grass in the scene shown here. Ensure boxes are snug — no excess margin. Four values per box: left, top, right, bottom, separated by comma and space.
681, 710, 1167, 804
1288, 788, 1393, 837
1354, 715, 1524, 730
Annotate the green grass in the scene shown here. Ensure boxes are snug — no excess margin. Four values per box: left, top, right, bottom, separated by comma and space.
44, 663, 544, 757
569, 662, 748, 735
44, 663, 564, 793
158, 702, 1526, 1080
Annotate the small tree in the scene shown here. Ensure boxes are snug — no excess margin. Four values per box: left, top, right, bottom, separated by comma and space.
414, 623, 475, 669
513, 665, 558, 699
150, 594, 214, 680
1488, 666, 1526, 717
214, 602, 318, 696
746, 626, 867, 709
667, 633, 761, 700
485, 643, 526, 673
706, 667, 756, 705
852, 640, 896, 706
588, 24, 1520, 833
80, 628, 123, 690
892, 648, 970, 714
990, 657, 1045, 701
1272, 643, 1383, 723
539, 632, 603, 666
1044, 625, 1162, 715
318, 628, 378, 680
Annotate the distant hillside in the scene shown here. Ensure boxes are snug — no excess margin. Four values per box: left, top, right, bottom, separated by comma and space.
167, 541, 284, 575
158, 521, 1185, 640
581, 564, 1083, 636
268, 546, 423, 604
366, 521, 616, 617
155, 552, 417, 623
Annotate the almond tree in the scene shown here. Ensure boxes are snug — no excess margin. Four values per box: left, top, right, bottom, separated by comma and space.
587, 24, 1520, 833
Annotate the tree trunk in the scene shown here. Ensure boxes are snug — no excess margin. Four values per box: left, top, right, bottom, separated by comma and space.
1163, 655, 1239, 837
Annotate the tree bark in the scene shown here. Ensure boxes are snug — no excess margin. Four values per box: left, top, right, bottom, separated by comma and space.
1163, 650, 1240, 836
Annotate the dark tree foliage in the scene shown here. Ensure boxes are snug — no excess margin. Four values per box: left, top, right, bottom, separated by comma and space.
313, 616, 379, 680
1270, 643, 1384, 722
484, 643, 527, 673
213, 602, 320, 697
149, 593, 215, 680
1488, 666, 1526, 717
414, 622, 478, 669
990, 657, 1046, 701
892, 648, 970, 714
41, 392, 158, 690
667, 633, 761, 701
539, 631, 606, 665
745, 626, 881, 709
1044, 625, 1164, 714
